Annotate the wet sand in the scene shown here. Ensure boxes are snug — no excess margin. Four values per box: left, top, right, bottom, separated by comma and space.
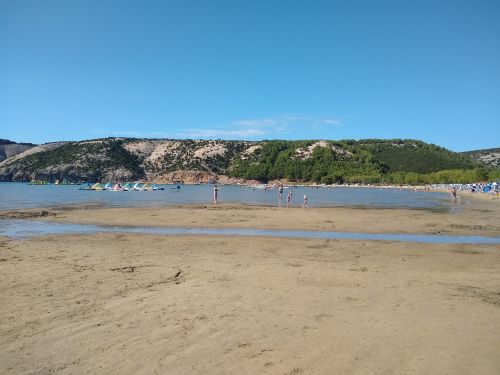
2, 194, 498, 237
0, 197, 499, 374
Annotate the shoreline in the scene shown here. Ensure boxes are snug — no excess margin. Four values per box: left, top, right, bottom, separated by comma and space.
3, 179, 499, 194
1, 194, 499, 237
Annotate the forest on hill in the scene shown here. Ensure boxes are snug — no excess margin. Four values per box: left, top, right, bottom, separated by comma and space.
228, 139, 498, 184
0, 137, 498, 184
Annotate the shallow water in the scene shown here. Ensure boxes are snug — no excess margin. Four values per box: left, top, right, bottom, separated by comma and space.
1, 219, 498, 244
0, 183, 449, 210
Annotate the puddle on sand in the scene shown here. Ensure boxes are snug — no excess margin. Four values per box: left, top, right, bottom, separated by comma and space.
1, 219, 499, 245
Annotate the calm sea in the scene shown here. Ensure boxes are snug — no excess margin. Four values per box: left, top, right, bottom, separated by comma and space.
0, 182, 450, 210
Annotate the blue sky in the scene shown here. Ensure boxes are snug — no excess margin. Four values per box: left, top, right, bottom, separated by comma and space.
1, 0, 499, 151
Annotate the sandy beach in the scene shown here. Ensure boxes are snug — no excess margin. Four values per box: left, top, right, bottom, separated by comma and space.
3, 0, 499, 373
2, 192, 499, 237
1, 198, 499, 374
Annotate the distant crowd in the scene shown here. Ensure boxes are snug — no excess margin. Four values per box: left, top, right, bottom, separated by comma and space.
443, 181, 499, 195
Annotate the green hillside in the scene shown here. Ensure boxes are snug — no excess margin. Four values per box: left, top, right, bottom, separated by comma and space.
228, 139, 490, 184
0, 137, 497, 184
356, 139, 477, 173
229, 140, 383, 183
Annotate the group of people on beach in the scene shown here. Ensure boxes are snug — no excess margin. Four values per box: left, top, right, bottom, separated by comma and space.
277, 183, 308, 207
446, 182, 499, 195
214, 183, 308, 207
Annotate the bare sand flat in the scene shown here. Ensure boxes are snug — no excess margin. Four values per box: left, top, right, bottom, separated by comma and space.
3, 194, 498, 237
1, 233, 500, 374
0, 197, 499, 374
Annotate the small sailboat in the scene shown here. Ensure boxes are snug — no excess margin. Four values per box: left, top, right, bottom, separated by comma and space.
79, 183, 93, 191
29, 180, 49, 185
91, 183, 105, 191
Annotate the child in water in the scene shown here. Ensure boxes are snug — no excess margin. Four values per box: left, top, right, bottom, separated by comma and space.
302, 194, 308, 208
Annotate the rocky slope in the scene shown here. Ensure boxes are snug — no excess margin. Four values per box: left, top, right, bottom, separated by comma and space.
0, 139, 36, 162
462, 148, 500, 168
0, 137, 493, 183
0, 138, 251, 182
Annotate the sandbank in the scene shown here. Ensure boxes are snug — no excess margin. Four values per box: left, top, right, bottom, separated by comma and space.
1, 194, 499, 237
1, 234, 499, 374
0, 195, 499, 374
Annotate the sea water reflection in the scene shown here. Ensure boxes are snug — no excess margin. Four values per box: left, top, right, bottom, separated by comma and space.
0, 183, 450, 210
0, 219, 498, 244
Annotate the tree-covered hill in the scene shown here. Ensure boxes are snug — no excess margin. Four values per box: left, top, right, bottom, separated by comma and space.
0, 137, 497, 183
356, 139, 477, 173
228, 139, 493, 184
228, 140, 383, 183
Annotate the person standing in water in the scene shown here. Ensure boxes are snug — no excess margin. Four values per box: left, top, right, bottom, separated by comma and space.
450, 187, 459, 203
286, 188, 292, 207
213, 185, 219, 205
302, 194, 308, 208
278, 183, 284, 206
